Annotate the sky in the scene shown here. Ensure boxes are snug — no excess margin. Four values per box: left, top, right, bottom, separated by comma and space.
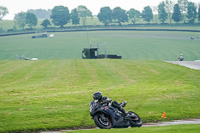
0, 0, 199, 20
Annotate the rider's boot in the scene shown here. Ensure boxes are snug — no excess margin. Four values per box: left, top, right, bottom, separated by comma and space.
120, 107, 128, 118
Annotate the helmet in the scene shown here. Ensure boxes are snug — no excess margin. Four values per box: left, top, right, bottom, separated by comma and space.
93, 91, 102, 101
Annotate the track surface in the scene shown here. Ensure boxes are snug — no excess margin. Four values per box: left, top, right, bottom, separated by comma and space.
167, 61, 200, 70
41, 119, 200, 133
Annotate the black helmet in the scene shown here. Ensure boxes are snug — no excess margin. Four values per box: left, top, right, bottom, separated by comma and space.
93, 91, 102, 100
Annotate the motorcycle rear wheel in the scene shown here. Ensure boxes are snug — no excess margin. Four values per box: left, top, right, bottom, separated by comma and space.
94, 113, 112, 129
128, 111, 142, 127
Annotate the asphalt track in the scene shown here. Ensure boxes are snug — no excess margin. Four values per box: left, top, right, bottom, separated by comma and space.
40, 119, 200, 133
167, 61, 200, 70
1, 28, 200, 37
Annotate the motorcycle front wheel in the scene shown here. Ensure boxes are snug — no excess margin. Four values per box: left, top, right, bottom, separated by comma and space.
93, 113, 112, 129
128, 111, 142, 127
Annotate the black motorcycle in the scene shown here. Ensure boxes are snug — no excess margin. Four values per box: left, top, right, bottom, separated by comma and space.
90, 100, 142, 129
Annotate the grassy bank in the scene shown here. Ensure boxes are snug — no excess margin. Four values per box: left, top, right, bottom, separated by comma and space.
0, 31, 200, 60
0, 59, 200, 132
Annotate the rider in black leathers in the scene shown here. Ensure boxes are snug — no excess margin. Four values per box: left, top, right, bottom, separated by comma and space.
93, 91, 127, 116
178, 54, 184, 61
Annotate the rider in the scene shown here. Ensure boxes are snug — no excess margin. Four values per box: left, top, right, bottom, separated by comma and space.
93, 91, 127, 116
178, 54, 184, 61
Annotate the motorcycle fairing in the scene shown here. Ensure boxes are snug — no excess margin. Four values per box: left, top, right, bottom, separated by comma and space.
100, 106, 130, 128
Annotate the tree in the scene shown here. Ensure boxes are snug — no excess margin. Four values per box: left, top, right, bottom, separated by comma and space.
14, 12, 26, 29
51, 6, 70, 27
187, 2, 197, 24
0, 6, 9, 20
26, 12, 38, 28
164, 0, 175, 23
41, 19, 51, 28
97, 7, 112, 26
71, 8, 80, 25
77, 5, 92, 26
158, 2, 168, 23
127, 8, 141, 24
28, 9, 51, 19
178, 0, 188, 23
112, 7, 128, 26
142, 6, 153, 23
172, 4, 182, 23
198, 5, 200, 23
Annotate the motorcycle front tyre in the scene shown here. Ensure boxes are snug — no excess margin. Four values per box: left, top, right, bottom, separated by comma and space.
93, 113, 112, 129
128, 111, 142, 127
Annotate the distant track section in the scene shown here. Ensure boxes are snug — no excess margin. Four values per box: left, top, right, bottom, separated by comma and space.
167, 61, 200, 70
1, 28, 200, 37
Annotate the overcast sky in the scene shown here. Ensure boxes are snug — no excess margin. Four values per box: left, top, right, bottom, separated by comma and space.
0, 0, 199, 20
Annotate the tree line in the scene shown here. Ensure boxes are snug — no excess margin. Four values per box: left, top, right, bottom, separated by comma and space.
97, 0, 200, 25
1, 0, 200, 29
12, 5, 92, 29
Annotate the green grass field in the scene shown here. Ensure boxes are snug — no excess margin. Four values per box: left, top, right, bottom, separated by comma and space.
0, 31, 200, 61
0, 59, 200, 132
0, 30, 200, 132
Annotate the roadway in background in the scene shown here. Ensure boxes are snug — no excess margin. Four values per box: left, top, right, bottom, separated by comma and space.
167, 61, 200, 70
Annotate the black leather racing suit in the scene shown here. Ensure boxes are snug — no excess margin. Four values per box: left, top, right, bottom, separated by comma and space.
97, 96, 126, 115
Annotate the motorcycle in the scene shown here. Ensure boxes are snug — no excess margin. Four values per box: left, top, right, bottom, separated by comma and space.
90, 99, 142, 129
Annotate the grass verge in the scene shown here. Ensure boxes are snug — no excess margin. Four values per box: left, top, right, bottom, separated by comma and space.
0, 59, 200, 132
0, 31, 200, 60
